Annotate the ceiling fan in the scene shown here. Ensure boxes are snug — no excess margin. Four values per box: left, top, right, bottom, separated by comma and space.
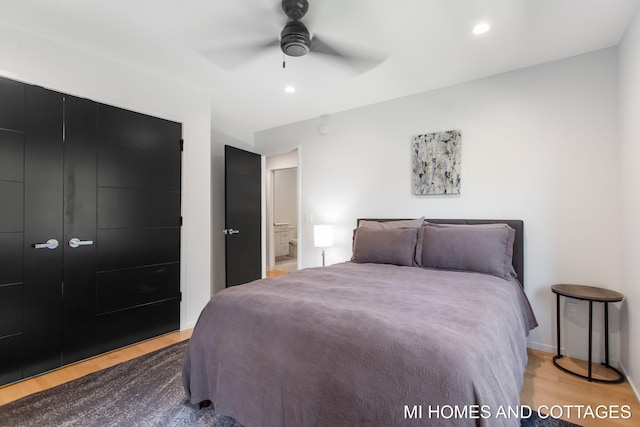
202, 0, 386, 72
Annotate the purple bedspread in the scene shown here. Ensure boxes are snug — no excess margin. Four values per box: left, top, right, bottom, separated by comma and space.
183, 262, 537, 426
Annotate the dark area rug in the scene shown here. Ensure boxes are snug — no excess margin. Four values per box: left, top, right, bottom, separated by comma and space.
0, 340, 240, 427
520, 412, 583, 427
0, 339, 582, 426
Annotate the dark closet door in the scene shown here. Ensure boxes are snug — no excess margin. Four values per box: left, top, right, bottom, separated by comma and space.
61, 95, 98, 364
63, 101, 182, 361
0, 77, 27, 385
22, 86, 65, 377
1, 83, 65, 381
93, 104, 182, 354
0, 75, 182, 385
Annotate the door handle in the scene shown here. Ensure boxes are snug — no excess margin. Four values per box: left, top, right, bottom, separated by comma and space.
34, 239, 59, 250
223, 229, 240, 235
69, 238, 94, 248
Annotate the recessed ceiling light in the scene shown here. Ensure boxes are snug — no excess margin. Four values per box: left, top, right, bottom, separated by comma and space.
472, 22, 491, 35
284, 85, 296, 93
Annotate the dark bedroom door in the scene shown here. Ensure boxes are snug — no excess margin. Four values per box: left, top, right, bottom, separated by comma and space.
224, 145, 261, 287
0, 76, 182, 386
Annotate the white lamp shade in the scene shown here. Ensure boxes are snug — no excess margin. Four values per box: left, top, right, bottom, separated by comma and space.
313, 224, 334, 248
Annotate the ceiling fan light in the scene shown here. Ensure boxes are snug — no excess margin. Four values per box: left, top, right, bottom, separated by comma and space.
280, 20, 311, 57
282, 41, 309, 57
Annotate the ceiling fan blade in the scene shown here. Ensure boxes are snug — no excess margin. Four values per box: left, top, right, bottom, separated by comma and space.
309, 35, 387, 73
309, 35, 343, 57
199, 38, 280, 70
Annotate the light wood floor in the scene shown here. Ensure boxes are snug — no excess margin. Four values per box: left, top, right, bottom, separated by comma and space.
266, 269, 288, 277
1, 333, 638, 427
521, 349, 639, 426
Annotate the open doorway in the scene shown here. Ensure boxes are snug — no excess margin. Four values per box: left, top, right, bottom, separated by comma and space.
272, 168, 297, 272
266, 150, 299, 276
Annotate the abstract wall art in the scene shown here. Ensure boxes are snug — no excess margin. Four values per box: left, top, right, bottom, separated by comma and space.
411, 130, 462, 195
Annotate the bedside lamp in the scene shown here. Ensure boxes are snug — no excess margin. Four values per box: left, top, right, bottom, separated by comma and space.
313, 224, 334, 266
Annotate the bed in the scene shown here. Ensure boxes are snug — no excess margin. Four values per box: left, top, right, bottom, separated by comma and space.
182, 218, 537, 426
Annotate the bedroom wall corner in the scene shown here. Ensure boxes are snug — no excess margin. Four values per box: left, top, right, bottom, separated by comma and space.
619, 4, 640, 403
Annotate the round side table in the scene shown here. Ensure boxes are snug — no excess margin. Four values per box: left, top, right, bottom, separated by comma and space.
551, 284, 624, 383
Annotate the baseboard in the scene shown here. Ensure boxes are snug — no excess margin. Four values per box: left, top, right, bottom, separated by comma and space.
527, 341, 555, 354
181, 321, 196, 331
619, 361, 640, 404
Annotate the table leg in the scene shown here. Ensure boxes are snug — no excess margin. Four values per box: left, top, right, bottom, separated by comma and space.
556, 293, 561, 357
588, 300, 593, 381
604, 302, 610, 368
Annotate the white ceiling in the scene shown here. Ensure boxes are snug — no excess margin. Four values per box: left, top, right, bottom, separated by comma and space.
0, 0, 638, 132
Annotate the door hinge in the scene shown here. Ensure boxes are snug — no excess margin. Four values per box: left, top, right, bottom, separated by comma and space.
180, 139, 184, 152
179, 291, 182, 302
180, 216, 183, 226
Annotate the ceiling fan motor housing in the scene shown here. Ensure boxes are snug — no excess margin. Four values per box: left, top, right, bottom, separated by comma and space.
281, 0, 309, 20
280, 20, 310, 57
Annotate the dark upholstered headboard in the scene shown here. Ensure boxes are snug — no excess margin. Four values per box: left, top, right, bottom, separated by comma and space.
357, 218, 524, 286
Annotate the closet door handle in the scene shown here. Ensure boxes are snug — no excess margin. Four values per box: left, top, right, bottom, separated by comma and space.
34, 239, 59, 250
69, 238, 94, 248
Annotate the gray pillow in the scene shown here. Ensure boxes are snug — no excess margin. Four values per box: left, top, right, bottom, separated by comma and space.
352, 227, 419, 267
418, 223, 516, 279
359, 217, 424, 229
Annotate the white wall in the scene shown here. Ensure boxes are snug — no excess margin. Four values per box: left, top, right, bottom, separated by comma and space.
0, 24, 212, 330
619, 6, 640, 400
255, 48, 623, 363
